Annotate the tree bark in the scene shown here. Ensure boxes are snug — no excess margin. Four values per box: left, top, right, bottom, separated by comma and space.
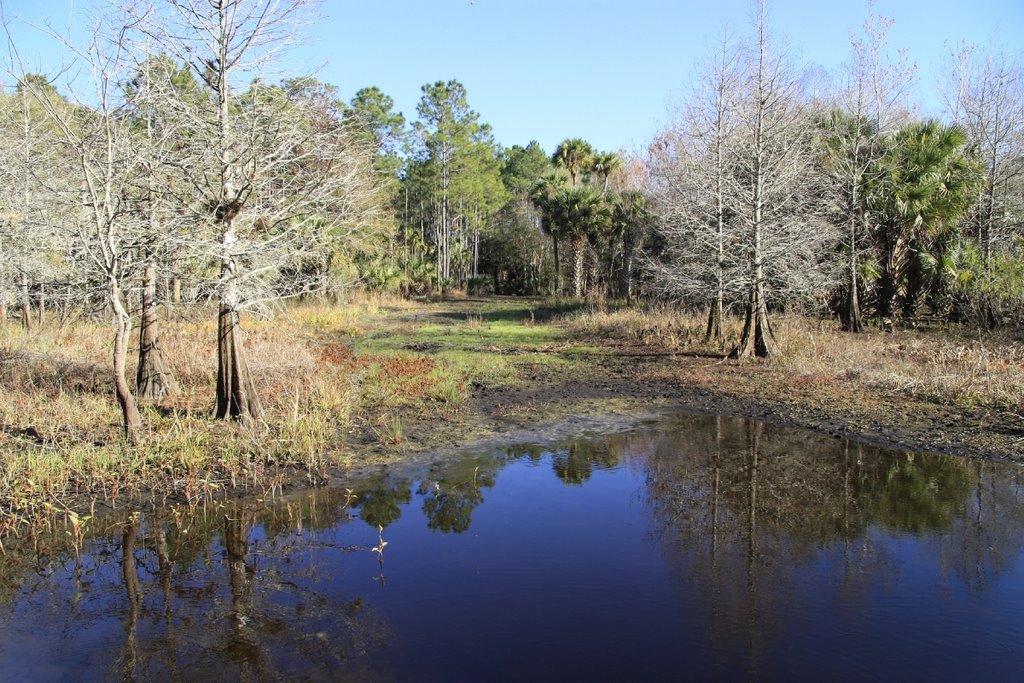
841, 203, 865, 332
137, 264, 178, 400
216, 303, 262, 422
551, 234, 561, 294
111, 280, 143, 444
705, 295, 724, 347
732, 280, 776, 359
36, 283, 44, 329
622, 232, 635, 303
19, 271, 32, 332
572, 235, 587, 297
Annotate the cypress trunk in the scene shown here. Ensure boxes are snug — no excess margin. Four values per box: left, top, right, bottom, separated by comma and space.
216, 303, 262, 422
705, 296, 724, 348
732, 278, 777, 359
112, 281, 143, 444
842, 208, 864, 331
19, 272, 31, 332
137, 265, 178, 400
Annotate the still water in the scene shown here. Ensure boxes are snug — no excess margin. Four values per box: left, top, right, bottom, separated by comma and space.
1, 414, 1023, 681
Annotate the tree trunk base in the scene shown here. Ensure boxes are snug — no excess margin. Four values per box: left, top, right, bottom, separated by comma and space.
216, 305, 262, 422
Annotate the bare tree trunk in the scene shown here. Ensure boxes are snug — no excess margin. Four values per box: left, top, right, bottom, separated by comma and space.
216, 301, 262, 422
843, 235, 865, 332
706, 186, 726, 347
112, 280, 142, 444
36, 283, 45, 329
552, 234, 561, 294
622, 232, 635, 303
705, 294, 724, 347
733, 276, 776, 359
137, 264, 178, 400
19, 271, 32, 332
733, 223, 777, 359
842, 201, 865, 332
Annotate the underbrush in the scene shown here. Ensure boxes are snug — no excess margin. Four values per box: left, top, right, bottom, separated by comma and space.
0, 296, 469, 539
567, 307, 1024, 411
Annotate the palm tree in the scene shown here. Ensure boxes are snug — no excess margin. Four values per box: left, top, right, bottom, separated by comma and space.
867, 120, 982, 318
548, 186, 613, 296
530, 170, 569, 293
552, 138, 595, 187
592, 151, 622, 194
612, 191, 652, 302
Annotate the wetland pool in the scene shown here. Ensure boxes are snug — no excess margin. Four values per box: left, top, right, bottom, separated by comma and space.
1, 413, 1023, 681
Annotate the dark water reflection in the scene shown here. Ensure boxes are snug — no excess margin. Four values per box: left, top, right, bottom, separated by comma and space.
2, 414, 1023, 681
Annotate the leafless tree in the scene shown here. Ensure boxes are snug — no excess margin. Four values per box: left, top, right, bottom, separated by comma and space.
824, 3, 916, 332
647, 31, 746, 348
0, 82, 69, 331
944, 42, 1024, 270
125, 0, 383, 421
127, 52, 184, 401
727, 0, 836, 358
6, 16, 153, 442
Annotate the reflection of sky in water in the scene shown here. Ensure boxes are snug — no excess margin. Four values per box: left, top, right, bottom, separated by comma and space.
1, 414, 1023, 681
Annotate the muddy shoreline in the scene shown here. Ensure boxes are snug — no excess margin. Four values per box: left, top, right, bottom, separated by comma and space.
350, 345, 1023, 480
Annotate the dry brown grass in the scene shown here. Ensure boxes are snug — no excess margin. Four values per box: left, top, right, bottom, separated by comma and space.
568, 307, 1024, 411
0, 296, 466, 538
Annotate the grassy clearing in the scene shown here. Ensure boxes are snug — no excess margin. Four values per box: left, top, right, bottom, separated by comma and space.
567, 307, 1024, 411
0, 294, 583, 539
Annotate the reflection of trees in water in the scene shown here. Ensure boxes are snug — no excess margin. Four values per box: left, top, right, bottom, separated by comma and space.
351, 475, 413, 529
638, 414, 1024, 673
7, 415, 1024, 677
551, 439, 623, 485
417, 438, 630, 533
4, 488, 391, 681
420, 455, 501, 533
933, 461, 1024, 592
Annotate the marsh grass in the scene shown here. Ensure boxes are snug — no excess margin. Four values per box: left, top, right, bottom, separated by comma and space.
568, 307, 1024, 411
0, 296, 482, 537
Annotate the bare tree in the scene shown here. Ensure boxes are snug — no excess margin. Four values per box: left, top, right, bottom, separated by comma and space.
647, 30, 745, 348
0, 80, 68, 332
126, 0, 381, 421
823, 3, 916, 332
7, 18, 151, 442
944, 42, 1024, 272
727, 1, 836, 358
128, 53, 183, 401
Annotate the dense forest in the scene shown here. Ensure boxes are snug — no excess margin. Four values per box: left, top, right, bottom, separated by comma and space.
0, 0, 1021, 446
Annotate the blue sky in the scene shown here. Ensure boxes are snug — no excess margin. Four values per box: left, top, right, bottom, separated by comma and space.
5, 0, 1023, 155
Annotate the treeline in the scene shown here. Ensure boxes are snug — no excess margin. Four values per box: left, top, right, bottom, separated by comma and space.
350, 2, 1024, 360
351, 82, 647, 302
645, 3, 1024, 357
